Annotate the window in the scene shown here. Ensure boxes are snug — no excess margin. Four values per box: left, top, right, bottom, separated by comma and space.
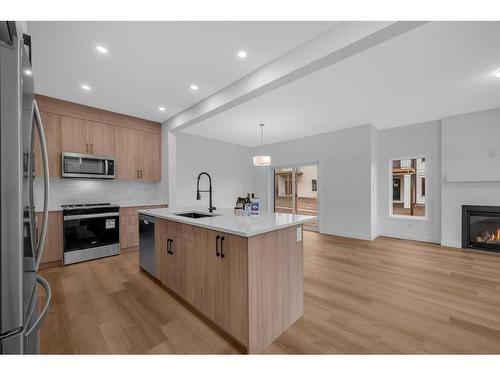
391, 158, 426, 217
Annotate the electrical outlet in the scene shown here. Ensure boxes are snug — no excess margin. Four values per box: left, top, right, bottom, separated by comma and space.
297, 227, 303, 242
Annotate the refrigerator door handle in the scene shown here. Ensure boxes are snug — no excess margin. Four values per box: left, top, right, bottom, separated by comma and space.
32, 100, 50, 270
24, 275, 51, 337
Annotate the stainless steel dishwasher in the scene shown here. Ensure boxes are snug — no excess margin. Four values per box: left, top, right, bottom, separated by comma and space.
139, 214, 156, 276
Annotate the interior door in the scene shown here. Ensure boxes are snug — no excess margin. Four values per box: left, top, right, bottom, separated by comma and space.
215, 233, 248, 344
89, 121, 115, 156
61, 116, 90, 153
114, 126, 139, 180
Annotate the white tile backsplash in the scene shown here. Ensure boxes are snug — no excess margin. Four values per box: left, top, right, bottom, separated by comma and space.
34, 177, 168, 211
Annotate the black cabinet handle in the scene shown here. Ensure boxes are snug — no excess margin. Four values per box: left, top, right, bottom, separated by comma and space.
167, 239, 173, 254
220, 236, 225, 258
216, 235, 220, 257
170, 239, 174, 254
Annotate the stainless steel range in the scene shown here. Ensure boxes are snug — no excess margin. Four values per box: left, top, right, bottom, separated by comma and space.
62, 203, 120, 265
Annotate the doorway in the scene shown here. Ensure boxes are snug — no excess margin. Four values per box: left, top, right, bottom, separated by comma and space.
273, 164, 318, 231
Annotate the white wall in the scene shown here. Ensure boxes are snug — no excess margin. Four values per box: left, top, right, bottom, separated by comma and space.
377, 121, 441, 243
441, 107, 500, 247
253, 124, 375, 240
174, 132, 253, 209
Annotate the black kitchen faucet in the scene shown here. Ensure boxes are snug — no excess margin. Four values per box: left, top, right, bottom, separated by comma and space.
196, 172, 216, 213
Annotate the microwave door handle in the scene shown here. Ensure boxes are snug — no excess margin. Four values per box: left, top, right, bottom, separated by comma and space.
33, 100, 50, 271
105, 160, 109, 176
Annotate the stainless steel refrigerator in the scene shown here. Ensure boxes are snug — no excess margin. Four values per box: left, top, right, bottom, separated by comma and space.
0, 21, 51, 354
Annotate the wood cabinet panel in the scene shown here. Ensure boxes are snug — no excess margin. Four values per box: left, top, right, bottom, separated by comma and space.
61, 116, 90, 153
120, 205, 167, 250
138, 131, 161, 181
155, 219, 169, 286
190, 226, 220, 320
216, 233, 248, 344
247, 225, 304, 353
89, 121, 115, 156
34, 111, 61, 177
36, 211, 63, 264
115, 127, 139, 180
166, 221, 193, 298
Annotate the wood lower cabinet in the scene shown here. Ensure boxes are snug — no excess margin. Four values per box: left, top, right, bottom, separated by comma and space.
215, 232, 248, 344
152, 219, 304, 353
155, 220, 249, 346
120, 205, 167, 250
35, 211, 63, 265
155, 219, 193, 298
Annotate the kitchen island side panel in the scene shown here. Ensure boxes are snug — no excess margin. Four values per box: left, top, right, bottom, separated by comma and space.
247, 224, 304, 354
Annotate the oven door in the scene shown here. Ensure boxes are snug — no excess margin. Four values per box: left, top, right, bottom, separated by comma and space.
63, 213, 120, 252
62, 153, 115, 179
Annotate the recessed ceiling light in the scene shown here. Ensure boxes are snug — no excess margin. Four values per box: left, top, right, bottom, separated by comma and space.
495, 70, 500, 79
190, 84, 199, 91
23, 69, 32, 76
96, 45, 108, 54
158, 106, 166, 111
237, 50, 247, 59
80, 84, 91, 91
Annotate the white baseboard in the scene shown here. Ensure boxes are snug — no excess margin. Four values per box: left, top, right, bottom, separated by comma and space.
440, 240, 461, 248
378, 231, 441, 244
320, 229, 373, 241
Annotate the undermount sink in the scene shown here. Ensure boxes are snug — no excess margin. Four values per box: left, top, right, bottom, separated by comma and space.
173, 212, 216, 219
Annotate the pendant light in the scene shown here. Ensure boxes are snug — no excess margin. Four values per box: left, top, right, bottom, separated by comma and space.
253, 123, 271, 166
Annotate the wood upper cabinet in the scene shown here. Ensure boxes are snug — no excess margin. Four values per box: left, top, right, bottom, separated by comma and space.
36, 96, 161, 181
34, 111, 61, 177
62, 116, 115, 156
89, 121, 115, 156
115, 127, 161, 181
138, 131, 161, 181
114, 126, 139, 180
61, 116, 90, 153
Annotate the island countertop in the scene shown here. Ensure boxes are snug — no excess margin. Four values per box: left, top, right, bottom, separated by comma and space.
137, 206, 315, 237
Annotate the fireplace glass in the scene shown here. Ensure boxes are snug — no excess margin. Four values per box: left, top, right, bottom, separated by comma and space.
462, 205, 500, 253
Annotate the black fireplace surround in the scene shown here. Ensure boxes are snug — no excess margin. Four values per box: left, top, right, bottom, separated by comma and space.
462, 205, 500, 253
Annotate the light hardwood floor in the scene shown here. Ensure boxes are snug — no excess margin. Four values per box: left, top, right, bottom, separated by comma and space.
38, 232, 500, 354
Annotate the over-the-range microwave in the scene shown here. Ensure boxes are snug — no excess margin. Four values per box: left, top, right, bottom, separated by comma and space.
61, 152, 115, 179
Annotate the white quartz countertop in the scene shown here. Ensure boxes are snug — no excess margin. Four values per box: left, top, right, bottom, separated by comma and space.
137, 207, 316, 237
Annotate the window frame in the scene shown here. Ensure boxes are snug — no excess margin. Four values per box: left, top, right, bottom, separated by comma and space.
388, 156, 429, 221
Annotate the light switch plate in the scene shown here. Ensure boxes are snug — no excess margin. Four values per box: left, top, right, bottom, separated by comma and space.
297, 227, 302, 242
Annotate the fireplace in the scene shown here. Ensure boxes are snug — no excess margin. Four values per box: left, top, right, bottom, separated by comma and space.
462, 205, 500, 253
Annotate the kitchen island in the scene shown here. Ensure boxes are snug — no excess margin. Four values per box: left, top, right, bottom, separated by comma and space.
137, 207, 315, 353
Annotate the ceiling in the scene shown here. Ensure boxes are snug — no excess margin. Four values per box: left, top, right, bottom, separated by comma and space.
183, 21, 500, 146
28, 21, 334, 122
